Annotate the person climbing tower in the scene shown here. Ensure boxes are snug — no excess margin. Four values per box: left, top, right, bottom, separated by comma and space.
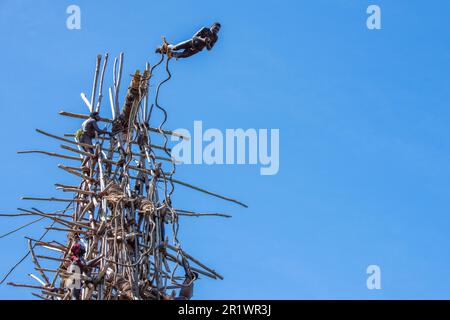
67, 234, 86, 300
76, 111, 110, 168
69, 235, 86, 270
156, 22, 221, 59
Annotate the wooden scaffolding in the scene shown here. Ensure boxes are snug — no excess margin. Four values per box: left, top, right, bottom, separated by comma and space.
1, 49, 246, 300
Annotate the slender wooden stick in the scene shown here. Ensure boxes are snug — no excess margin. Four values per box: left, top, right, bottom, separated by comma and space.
55, 183, 79, 189
27, 239, 50, 285
35, 256, 70, 263
80, 92, 92, 111
45, 227, 87, 234
18, 208, 95, 231
109, 87, 116, 119
170, 178, 248, 208
115, 52, 124, 110
7, 282, 54, 290
36, 129, 95, 149
163, 252, 218, 280
18, 150, 81, 162
90, 54, 102, 110
58, 165, 97, 183
0, 217, 45, 239
21, 197, 86, 203
60, 144, 95, 158
0, 213, 36, 217
96, 53, 109, 113
176, 209, 232, 218
28, 273, 47, 287
63, 132, 171, 151
166, 244, 224, 280
59, 111, 113, 123
59, 111, 188, 139
32, 240, 68, 252
60, 188, 97, 196
34, 268, 59, 273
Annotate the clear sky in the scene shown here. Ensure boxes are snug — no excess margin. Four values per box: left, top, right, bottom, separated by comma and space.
1, 0, 450, 299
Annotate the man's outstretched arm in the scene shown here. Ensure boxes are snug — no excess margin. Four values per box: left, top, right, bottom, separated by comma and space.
92, 121, 109, 135
193, 27, 209, 45
206, 37, 216, 50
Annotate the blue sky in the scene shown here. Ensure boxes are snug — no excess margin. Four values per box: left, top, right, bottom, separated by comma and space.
1, 0, 450, 299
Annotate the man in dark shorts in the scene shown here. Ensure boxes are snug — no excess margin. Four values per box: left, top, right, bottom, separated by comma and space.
156, 22, 221, 59
77, 112, 110, 167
